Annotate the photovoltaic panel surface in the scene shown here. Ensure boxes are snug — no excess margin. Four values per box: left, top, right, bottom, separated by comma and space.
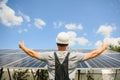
0, 49, 120, 68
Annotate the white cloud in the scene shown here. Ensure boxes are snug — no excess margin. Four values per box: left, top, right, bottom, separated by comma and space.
0, 0, 7, 4
65, 23, 83, 30
18, 11, 30, 22
66, 31, 77, 46
67, 31, 77, 38
76, 37, 89, 45
96, 24, 119, 48
63, 31, 89, 47
34, 18, 46, 29
95, 37, 120, 48
95, 40, 102, 48
53, 21, 64, 28
0, 0, 23, 27
104, 37, 120, 47
23, 15, 30, 22
18, 28, 28, 34
97, 25, 116, 37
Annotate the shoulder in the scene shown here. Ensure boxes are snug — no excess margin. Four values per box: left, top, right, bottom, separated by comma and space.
69, 51, 84, 56
69, 51, 87, 59
38, 51, 54, 60
39, 51, 54, 55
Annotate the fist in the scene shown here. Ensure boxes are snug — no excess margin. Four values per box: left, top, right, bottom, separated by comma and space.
102, 42, 108, 50
19, 41, 25, 49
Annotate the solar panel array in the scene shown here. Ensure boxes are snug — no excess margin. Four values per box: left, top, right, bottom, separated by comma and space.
0, 49, 120, 68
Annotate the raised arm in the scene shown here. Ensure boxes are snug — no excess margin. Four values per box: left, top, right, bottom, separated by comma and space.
85, 42, 107, 61
19, 41, 40, 60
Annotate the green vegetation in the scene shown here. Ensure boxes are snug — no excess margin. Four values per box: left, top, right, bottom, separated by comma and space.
109, 41, 120, 52
13, 69, 30, 80
35, 69, 49, 80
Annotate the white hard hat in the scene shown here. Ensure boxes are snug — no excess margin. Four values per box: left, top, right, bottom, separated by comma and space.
56, 32, 69, 44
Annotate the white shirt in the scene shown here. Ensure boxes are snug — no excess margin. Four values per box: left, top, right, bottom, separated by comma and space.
39, 51, 87, 79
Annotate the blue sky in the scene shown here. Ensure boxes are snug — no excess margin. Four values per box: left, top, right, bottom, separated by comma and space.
0, 0, 120, 49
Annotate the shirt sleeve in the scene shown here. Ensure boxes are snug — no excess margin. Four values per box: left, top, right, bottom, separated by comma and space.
76, 52, 87, 62
38, 52, 50, 62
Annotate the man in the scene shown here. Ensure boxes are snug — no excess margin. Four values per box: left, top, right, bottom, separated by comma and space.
19, 32, 107, 80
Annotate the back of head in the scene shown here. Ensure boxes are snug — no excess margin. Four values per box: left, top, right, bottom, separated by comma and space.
56, 32, 69, 45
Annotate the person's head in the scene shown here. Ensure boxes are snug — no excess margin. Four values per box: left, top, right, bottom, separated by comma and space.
56, 32, 69, 51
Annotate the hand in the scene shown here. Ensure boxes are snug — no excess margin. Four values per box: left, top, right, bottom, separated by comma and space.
19, 41, 25, 49
102, 42, 108, 50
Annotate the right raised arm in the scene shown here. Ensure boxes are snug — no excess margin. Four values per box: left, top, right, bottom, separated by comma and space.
19, 41, 40, 60
84, 42, 107, 61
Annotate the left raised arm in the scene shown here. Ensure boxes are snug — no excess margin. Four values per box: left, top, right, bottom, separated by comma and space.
84, 42, 107, 61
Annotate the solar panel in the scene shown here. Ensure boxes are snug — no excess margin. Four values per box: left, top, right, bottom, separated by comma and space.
0, 49, 120, 68
0, 49, 120, 80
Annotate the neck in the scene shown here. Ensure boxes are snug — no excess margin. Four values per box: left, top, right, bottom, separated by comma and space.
58, 46, 67, 51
